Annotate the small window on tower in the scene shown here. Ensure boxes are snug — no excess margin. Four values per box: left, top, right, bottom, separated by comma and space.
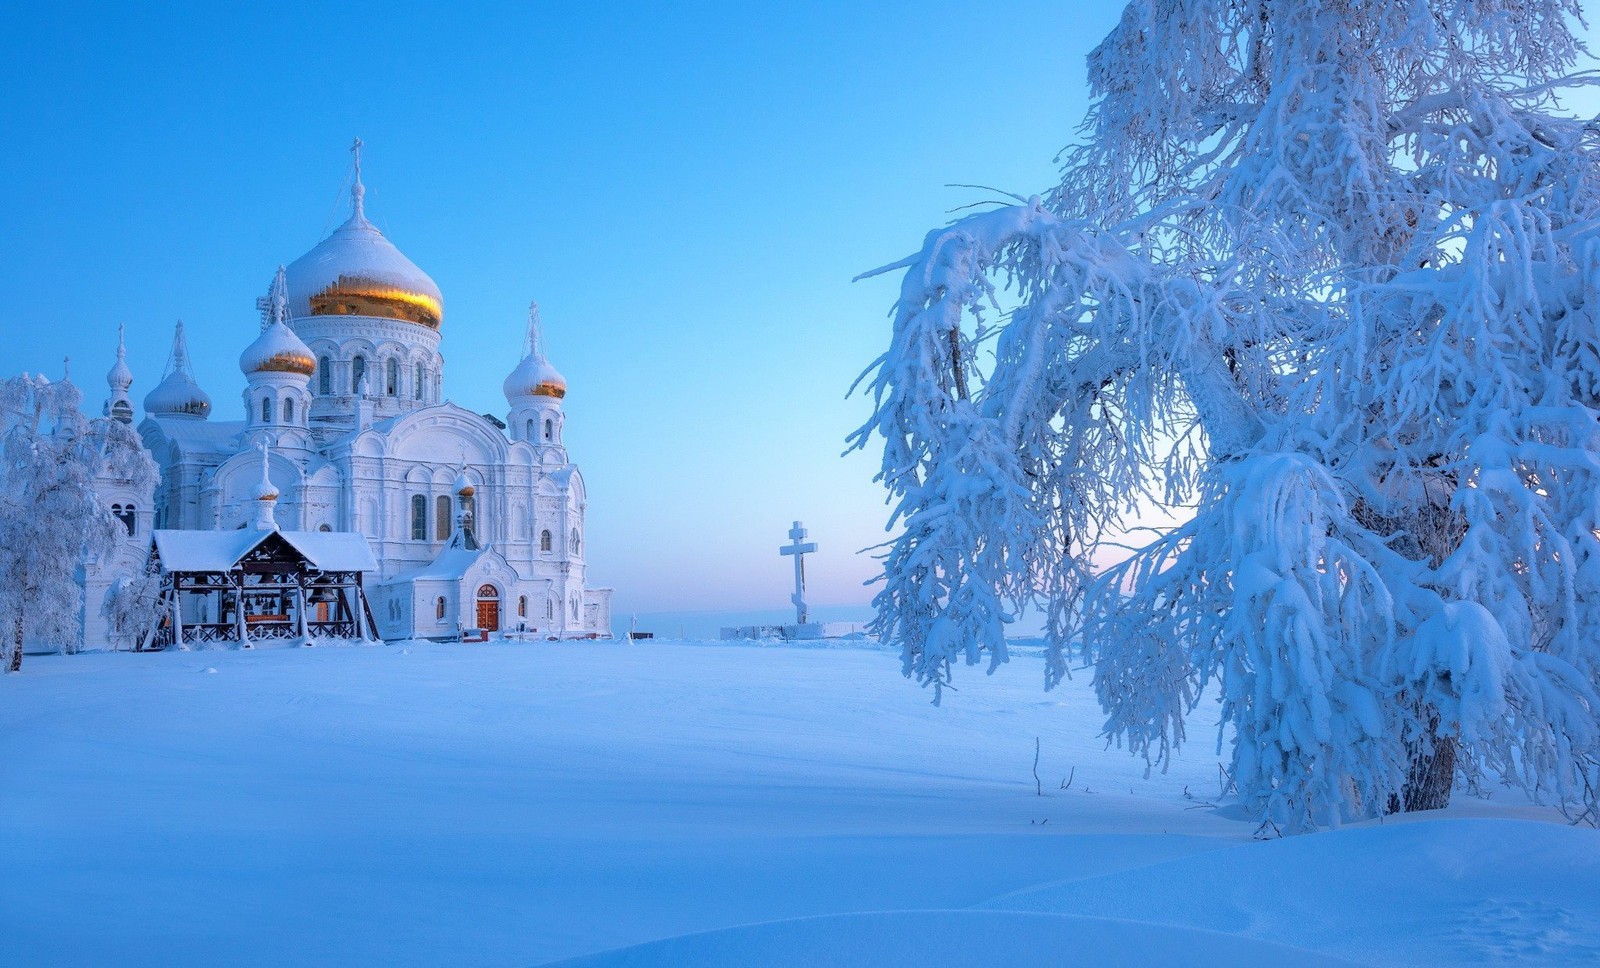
261, 397, 272, 423
283, 398, 294, 423
571, 528, 580, 555
318, 357, 331, 395
435, 596, 447, 621
540, 530, 552, 553
415, 362, 425, 400
543, 418, 553, 441
112, 504, 135, 536
352, 356, 367, 392
386, 359, 398, 396
436, 495, 451, 540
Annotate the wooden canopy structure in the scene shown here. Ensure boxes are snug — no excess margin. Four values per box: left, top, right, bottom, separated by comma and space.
143, 529, 379, 650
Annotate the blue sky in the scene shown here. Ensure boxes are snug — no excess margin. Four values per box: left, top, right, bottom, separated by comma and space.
0, 1, 1130, 614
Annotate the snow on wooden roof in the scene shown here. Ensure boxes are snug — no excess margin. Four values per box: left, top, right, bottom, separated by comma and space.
280, 531, 378, 572
152, 529, 377, 573
386, 545, 482, 582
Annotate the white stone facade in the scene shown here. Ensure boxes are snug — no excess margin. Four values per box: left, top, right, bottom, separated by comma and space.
88, 159, 612, 644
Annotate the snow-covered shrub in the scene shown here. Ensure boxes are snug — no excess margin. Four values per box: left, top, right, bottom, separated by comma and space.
854, 1, 1600, 830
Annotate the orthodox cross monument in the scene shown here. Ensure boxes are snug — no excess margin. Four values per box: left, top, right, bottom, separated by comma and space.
779, 521, 817, 624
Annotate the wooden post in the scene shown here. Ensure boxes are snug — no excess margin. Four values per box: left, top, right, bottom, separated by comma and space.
235, 574, 250, 649
171, 582, 186, 651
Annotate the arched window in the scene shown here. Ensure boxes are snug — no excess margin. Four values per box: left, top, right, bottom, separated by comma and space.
543, 418, 554, 441
436, 495, 451, 540
386, 358, 399, 396
546, 598, 555, 620
526, 419, 534, 440
415, 362, 425, 400
411, 494, 427, 540
518, 595, 527, 618
435, 596, 447, 620
571, 528, 580, 555
571, 596, 580, 621
318, 357, 331, 395
318, 524, 332, 532
540, 530, 552, 552
283, 398, 294, 423
351, 355, 366, 393
111, 503, 135, 536
261, 397, 272, 423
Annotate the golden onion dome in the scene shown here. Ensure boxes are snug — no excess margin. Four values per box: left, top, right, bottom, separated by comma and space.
503, 301, 567, 403
502, 354, 567, 402
284, 178, 443, 329
240, 320, 316, 378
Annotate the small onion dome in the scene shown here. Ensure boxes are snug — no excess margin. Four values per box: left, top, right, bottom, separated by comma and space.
240, 320, 316, 377
143, 369, 212, 419
502, 353, 567, 402
106, 354, 133, 393
453, 470, 475, 497
285, 211, 443, 330
253, 475, 280, 502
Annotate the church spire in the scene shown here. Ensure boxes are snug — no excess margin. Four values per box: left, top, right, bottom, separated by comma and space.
269, 265, 290, 329
525, 300, 544, 360
350, 136, 367, 223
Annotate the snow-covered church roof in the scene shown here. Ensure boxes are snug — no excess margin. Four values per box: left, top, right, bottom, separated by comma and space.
153, 529, 377, 573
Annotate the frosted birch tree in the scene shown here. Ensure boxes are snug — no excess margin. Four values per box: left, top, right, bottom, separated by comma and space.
854, 1, 1600, 830
0, 374, 155, 671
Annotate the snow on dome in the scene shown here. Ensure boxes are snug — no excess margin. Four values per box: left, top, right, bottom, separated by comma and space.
106, 325, 133, 393
144, 321, 212, 420
240, 321, 316, 377
144, 371, 212, 419
284, 161, 443, 329
502, 354, 567, 402
453, 469, 476, 497
503, 301, 567, 403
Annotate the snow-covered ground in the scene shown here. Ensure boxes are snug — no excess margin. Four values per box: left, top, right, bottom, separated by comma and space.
2, 640, 1595, 966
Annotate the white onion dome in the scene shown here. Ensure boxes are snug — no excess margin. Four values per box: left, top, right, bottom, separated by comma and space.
453, 470, 476, 497
284, 184, 443, 330
143, 369, 211, 419
107, 353, 133, 393
240, 320, 316, 378
502, 353, 567, 403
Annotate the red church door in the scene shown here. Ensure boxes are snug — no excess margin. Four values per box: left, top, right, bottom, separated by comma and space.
475, 585, 500, 632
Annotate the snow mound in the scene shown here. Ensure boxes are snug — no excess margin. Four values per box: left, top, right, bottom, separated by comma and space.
979, 818, 1600, 966
537, 910, 1363, 968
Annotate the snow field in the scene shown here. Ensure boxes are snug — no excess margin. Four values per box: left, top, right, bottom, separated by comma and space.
1, 640, 1594, 966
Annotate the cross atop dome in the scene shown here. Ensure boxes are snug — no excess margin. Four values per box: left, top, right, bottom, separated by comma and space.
350, 136, 366, 223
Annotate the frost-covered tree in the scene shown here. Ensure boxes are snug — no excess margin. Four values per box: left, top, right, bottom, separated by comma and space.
0, 374, 154, 671
854, 1, 1600, 830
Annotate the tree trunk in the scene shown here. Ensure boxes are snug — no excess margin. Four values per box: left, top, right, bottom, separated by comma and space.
1388, 703, 1455, 813
9, 616, 22, 673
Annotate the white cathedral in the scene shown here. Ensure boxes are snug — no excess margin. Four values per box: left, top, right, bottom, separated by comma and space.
82, 147, 613, 647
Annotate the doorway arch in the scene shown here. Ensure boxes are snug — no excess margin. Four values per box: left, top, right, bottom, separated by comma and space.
475, 584, 500, 632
